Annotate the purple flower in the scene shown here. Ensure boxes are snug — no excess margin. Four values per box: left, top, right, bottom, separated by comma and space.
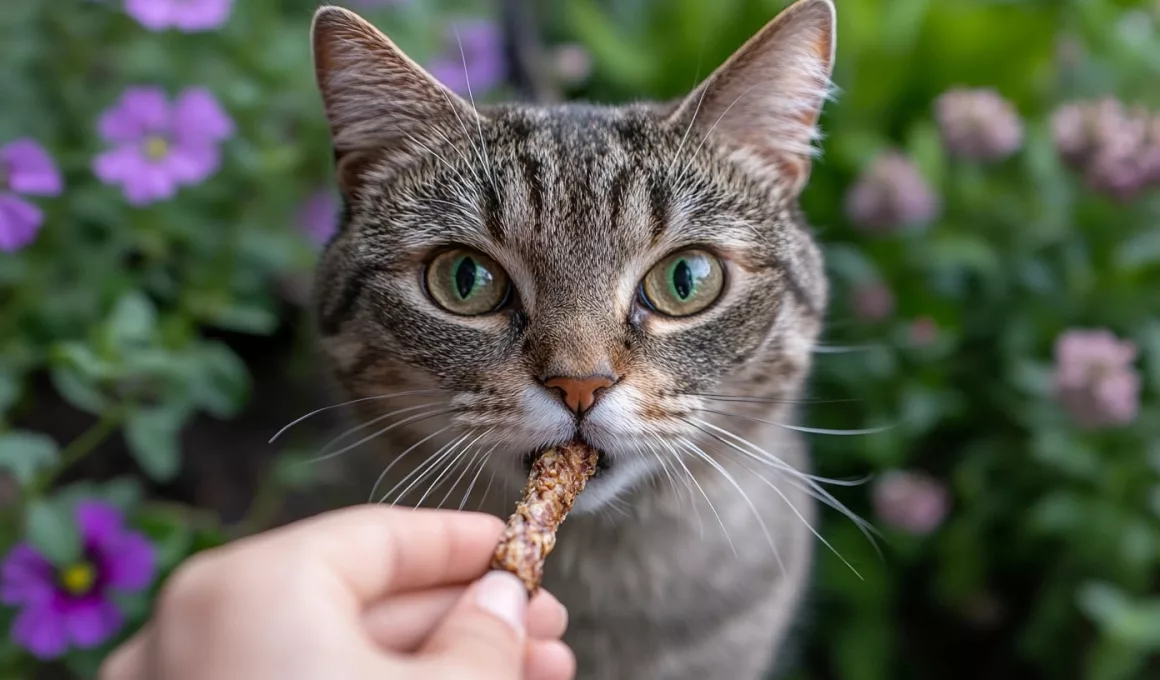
0, 139, 63, 252
1, 501, 155, 659
298, 189, 339, 246
872, 470, 949, 535
934, 87, 1023, 162
94, 87, 233, 206
1051, 98, 1160, 201
1052, 328, 1141, 429
427, 20, 506, 97
845, 151, 939, 233
851, 282, 895, 322
124, 0, 234, 32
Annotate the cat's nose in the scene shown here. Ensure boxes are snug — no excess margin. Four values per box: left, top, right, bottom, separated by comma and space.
541, 374, 617, 415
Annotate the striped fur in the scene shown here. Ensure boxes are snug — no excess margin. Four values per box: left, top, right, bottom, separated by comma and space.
308, 2, 836, 678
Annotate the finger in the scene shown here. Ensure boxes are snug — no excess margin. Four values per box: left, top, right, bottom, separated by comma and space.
526, 640, 577, 680
223, 505, 505, 604
97, 627, 151, 680
419, 571, 529, 679
364, 586, 568, 651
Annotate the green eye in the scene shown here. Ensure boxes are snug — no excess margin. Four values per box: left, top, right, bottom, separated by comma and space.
640, 249, 724, 317
425, 248, 511, 315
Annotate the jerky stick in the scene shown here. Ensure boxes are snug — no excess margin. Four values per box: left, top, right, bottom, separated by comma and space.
490, 442, 599, 595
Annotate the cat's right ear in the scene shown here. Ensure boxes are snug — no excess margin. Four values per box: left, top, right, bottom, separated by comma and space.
311, 6, 480, 192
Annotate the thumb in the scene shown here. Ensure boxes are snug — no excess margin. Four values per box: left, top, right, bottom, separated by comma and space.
420, 570, 529, 679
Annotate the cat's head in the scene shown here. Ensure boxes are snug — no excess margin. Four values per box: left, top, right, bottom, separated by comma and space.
309, 0, 835, 511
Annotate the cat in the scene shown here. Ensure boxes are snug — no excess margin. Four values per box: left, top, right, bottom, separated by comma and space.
306, 1, 836, 678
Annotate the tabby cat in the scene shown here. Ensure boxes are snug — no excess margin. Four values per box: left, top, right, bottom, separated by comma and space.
307, 1, 837, 677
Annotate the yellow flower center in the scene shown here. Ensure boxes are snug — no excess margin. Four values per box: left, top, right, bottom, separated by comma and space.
61, 562, 96, 596
145, 136, 169, 160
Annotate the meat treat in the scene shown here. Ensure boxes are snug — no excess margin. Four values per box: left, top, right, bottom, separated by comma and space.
490, 442, 599, 595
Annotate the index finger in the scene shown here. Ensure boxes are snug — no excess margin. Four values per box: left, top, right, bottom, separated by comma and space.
243, 505, 504, 604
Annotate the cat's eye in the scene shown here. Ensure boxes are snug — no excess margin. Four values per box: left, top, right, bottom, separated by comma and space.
425, 248, 511, 316
639, 249, 724, 317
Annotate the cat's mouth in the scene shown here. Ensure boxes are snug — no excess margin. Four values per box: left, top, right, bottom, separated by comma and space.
521, 439, 610, 476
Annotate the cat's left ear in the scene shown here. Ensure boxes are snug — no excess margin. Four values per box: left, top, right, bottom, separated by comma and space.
668, 0, 836, 195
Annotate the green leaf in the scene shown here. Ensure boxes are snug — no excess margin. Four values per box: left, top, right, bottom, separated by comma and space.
189, 341, 252, 419
205, 302, 280, 335
49, 366, 108, 415
137, 507, 195, 571
24, 498, 81, 567
125, 406, 186, 482
1078, 582, 1160, 649
1114, 228, 1160, 273
105, 291, 158, 350
0, 430, 59, 486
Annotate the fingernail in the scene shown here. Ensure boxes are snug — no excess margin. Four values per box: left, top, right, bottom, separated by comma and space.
475, 571, 527, 636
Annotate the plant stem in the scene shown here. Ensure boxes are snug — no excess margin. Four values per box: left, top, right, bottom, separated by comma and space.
31, 411, 121, 496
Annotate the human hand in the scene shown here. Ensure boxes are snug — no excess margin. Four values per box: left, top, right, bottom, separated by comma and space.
99, 506, 575, 680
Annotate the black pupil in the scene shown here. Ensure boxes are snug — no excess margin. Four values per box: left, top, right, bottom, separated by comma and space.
455, 257, 477, 299
673, 259, 694, 300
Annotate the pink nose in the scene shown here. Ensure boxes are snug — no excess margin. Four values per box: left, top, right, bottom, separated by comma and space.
542, 375, 616, 415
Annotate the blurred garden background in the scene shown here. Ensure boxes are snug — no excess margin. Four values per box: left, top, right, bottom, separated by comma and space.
2, 0, 1160, 678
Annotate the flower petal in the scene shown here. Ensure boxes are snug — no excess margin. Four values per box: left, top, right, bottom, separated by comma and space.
165, 144, 220, 186
174, 88, 234, 145
123, 169, 179, 206
102, 533, 156, 592
0, 193, 45, 253
98, 87, 171, 144
172, 0, 235, 32
124, 0, 175, 31
0, 543, 55, 606
1, 139, 63, 196
64, 596, 124, 649
93, 145, 148, 186
76, 500, 124, 548
11, 601, 69, 660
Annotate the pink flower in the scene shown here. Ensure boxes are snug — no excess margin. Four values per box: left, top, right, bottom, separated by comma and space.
845, 151, 939, 233
1, 502, 155, 659
0, 139, 63, 252
851, 282, 895, 322
908, 316, 939, 347
872, 470, 949, 535
124, 0, 234, 32
934, 88, 1023, 161
1051, 98, 1160, 201
93, 87, 234, 206
1052, 328, 1141, 428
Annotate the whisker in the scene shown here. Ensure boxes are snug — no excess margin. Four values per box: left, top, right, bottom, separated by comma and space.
686, 393, 858, 406
269, 389, 445, 443
417, 429, 489, 509
728, 455, 864, 579
453, 27, 498, 194
656, 435, 707, 540
476, 465, 499, 513
435, 429, 495, 510
813, 343, 883, 354
675, 83, 759, 189
459, 442, 499, 511
696, 408, 895, 437
379, 432, 470, 506
678, 437, 776, 566
667, 81, 710, 179
687, 418, 882, 555
315, 402, 447, 457
304, 406, 450, 465
367, 425, 452, 503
